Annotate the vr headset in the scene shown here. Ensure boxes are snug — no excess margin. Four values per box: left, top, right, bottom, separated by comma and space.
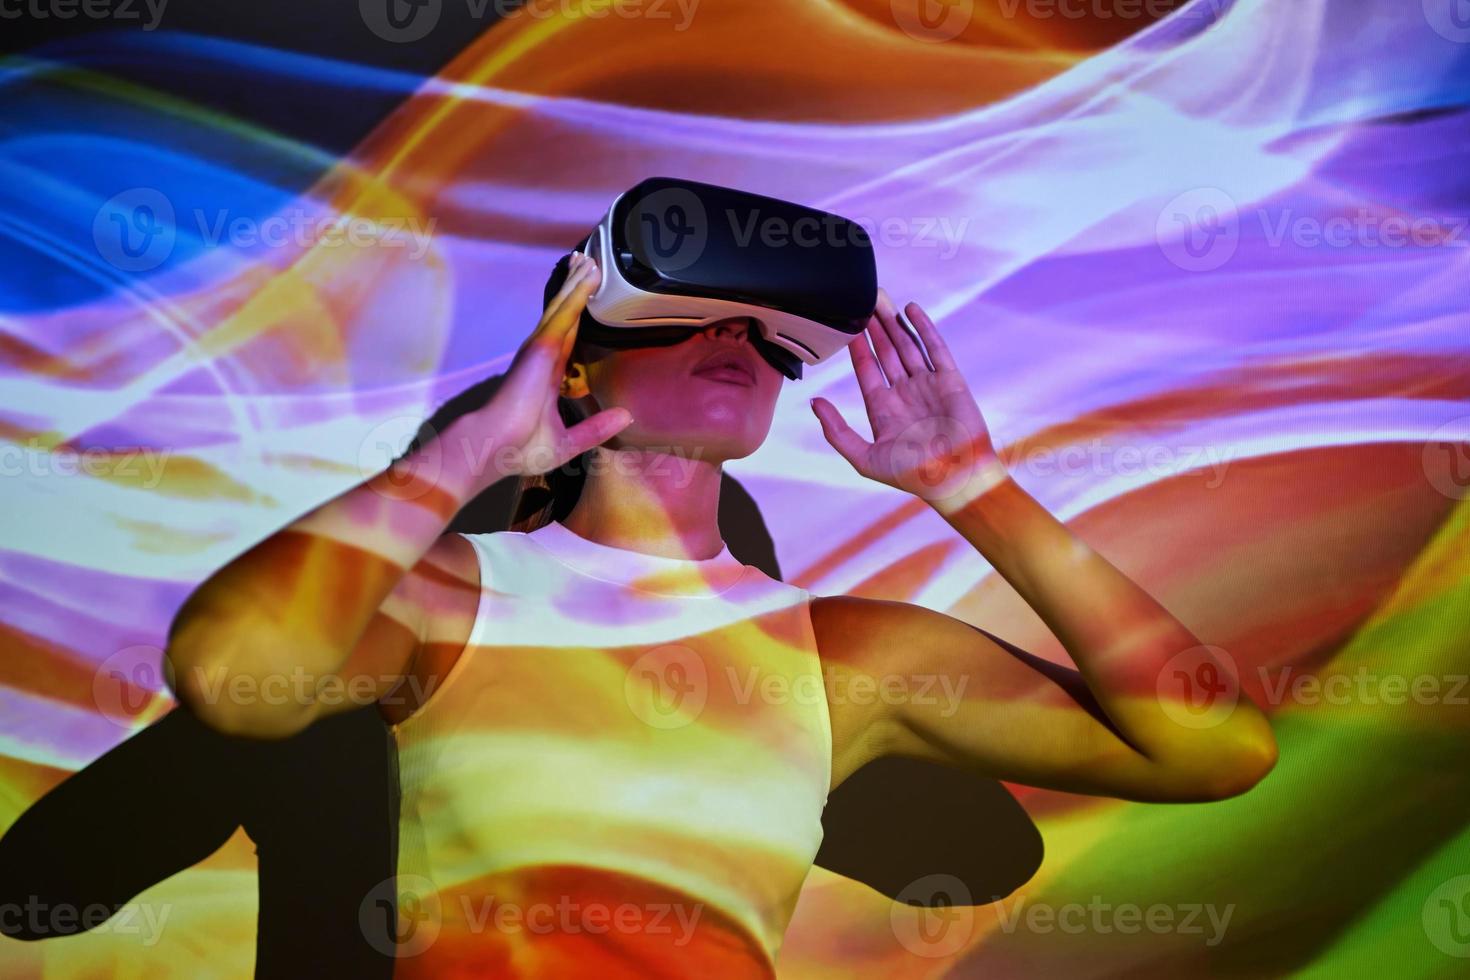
569, 177, 878, 381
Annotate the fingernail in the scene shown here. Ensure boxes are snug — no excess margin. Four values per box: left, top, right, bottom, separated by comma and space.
808, 398, 817, 410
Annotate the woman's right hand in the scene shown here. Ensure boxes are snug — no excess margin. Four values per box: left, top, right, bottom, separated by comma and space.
463, 252, 633, 481
167, 257, 631, 739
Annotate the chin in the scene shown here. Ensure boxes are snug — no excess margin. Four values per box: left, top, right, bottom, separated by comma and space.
620, 422, 766, 464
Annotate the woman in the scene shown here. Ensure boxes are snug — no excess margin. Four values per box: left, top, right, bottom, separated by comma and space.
165, 249, 1277, 977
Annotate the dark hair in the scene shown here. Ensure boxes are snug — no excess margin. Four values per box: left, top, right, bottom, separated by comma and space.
393, 245, 597, 534
505, 246, 597, 532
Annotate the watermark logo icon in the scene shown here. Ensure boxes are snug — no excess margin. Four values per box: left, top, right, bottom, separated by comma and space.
360, 874, 442, 957
93, 645, 175, 728
625, 644, 708, 729
359, 416, 441, 500
1424, 0, 1470, 43
361, 0, 442, 43
626, 186, 708, 272
1157, 645, 1239, 730
884, 414, 989, 503
1157, 188, 1239, 272
1422, 417, 1470, 501
93, 188, 176, 273
1423, 874, 1470, 957
891, 0, 974, 43
890, 873, 975, 957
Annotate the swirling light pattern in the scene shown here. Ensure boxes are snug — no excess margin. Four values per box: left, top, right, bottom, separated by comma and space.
3, 0, 1469, 976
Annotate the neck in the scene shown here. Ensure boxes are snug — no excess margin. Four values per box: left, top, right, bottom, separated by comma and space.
558, 446, 726, 560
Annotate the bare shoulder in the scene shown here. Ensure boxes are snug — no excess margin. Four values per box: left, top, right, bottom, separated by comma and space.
406, 533, 484, 643
423, 531, 482, 581
808, 594, 942, 786
379, 533, 487, 725
809, 593, 936, 670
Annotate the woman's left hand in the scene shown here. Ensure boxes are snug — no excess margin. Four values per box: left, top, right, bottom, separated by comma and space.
810, 289, 1010, 513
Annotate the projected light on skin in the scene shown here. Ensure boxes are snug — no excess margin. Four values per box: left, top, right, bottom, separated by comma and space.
152, 244, 1271, 976
2, 0, 1468, 977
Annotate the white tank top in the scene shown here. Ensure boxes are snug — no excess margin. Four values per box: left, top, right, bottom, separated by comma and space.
389, 520, 832, 977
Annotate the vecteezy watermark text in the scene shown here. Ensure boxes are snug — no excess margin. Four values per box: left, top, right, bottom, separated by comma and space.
624, 648, 971, 730
884, 874, 1235, 958
359, 0, 702, 44
0, 0, 167, 29
727, 209, 972, 261
994, 894, 1235, 946
1158, 188, 1469, 272
1, 440, 171, 487
92, 647, 462, 728
1258, 666, 1468, 708
1003, 438, 1235, 489
0, 897, 172, 945
361, 875, 704, 957
93, 188, 437, 273
890, 0, 1228, 43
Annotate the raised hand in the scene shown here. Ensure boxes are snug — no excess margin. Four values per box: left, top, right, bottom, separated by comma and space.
809, 289, 1008, 514
466, 252, 634, 482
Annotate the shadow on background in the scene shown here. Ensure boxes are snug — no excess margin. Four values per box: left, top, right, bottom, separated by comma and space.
0, 373, 1041, 978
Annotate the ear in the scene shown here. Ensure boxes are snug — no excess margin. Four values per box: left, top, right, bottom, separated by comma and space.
560, 358, 592, 400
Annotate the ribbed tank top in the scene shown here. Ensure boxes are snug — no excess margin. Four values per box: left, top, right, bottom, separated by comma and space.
389, 520, 832, 978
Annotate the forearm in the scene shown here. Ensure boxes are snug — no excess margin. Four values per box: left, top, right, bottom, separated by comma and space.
165, 412, 502, 726
936, 475, 1276, 781
0, 708, 243, 936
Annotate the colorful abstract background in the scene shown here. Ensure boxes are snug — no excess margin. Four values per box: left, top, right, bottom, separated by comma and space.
3, 0, 1469, 976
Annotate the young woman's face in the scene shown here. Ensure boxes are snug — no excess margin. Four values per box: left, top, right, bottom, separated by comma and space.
566, 317, 786, 463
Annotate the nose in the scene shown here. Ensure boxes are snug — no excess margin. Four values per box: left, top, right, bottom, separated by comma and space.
701, 318, 751, 344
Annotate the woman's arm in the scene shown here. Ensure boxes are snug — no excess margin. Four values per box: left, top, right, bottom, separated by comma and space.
166, 252, 629, 738
0, 708, 244, 940
809, 291, 1277, 802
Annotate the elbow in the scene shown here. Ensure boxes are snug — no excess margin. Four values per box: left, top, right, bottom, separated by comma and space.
1143, 723, 1278, 803
163, 612, 237, 736
1194, 734, 1279, 802
168, 658, 318, 740
164, 610, 317, 741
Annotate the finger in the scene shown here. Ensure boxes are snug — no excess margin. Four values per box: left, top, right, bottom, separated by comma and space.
849, 327, 895, 436
508, 258, 590, 378
876, 288, 929, 376
558, 405, 634, 458
543, 260, 601, 381
847, 331, 888, 399
531, 254, 594, 353
544, 256, 601, 343
904, 302, 956, 373
539, 253, 590, 328
865, 295, 910, 383
558, 305, 582, 362
810, 397, 873, 475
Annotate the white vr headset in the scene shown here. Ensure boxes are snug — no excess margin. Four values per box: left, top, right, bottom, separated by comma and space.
572, 177, 879, 381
